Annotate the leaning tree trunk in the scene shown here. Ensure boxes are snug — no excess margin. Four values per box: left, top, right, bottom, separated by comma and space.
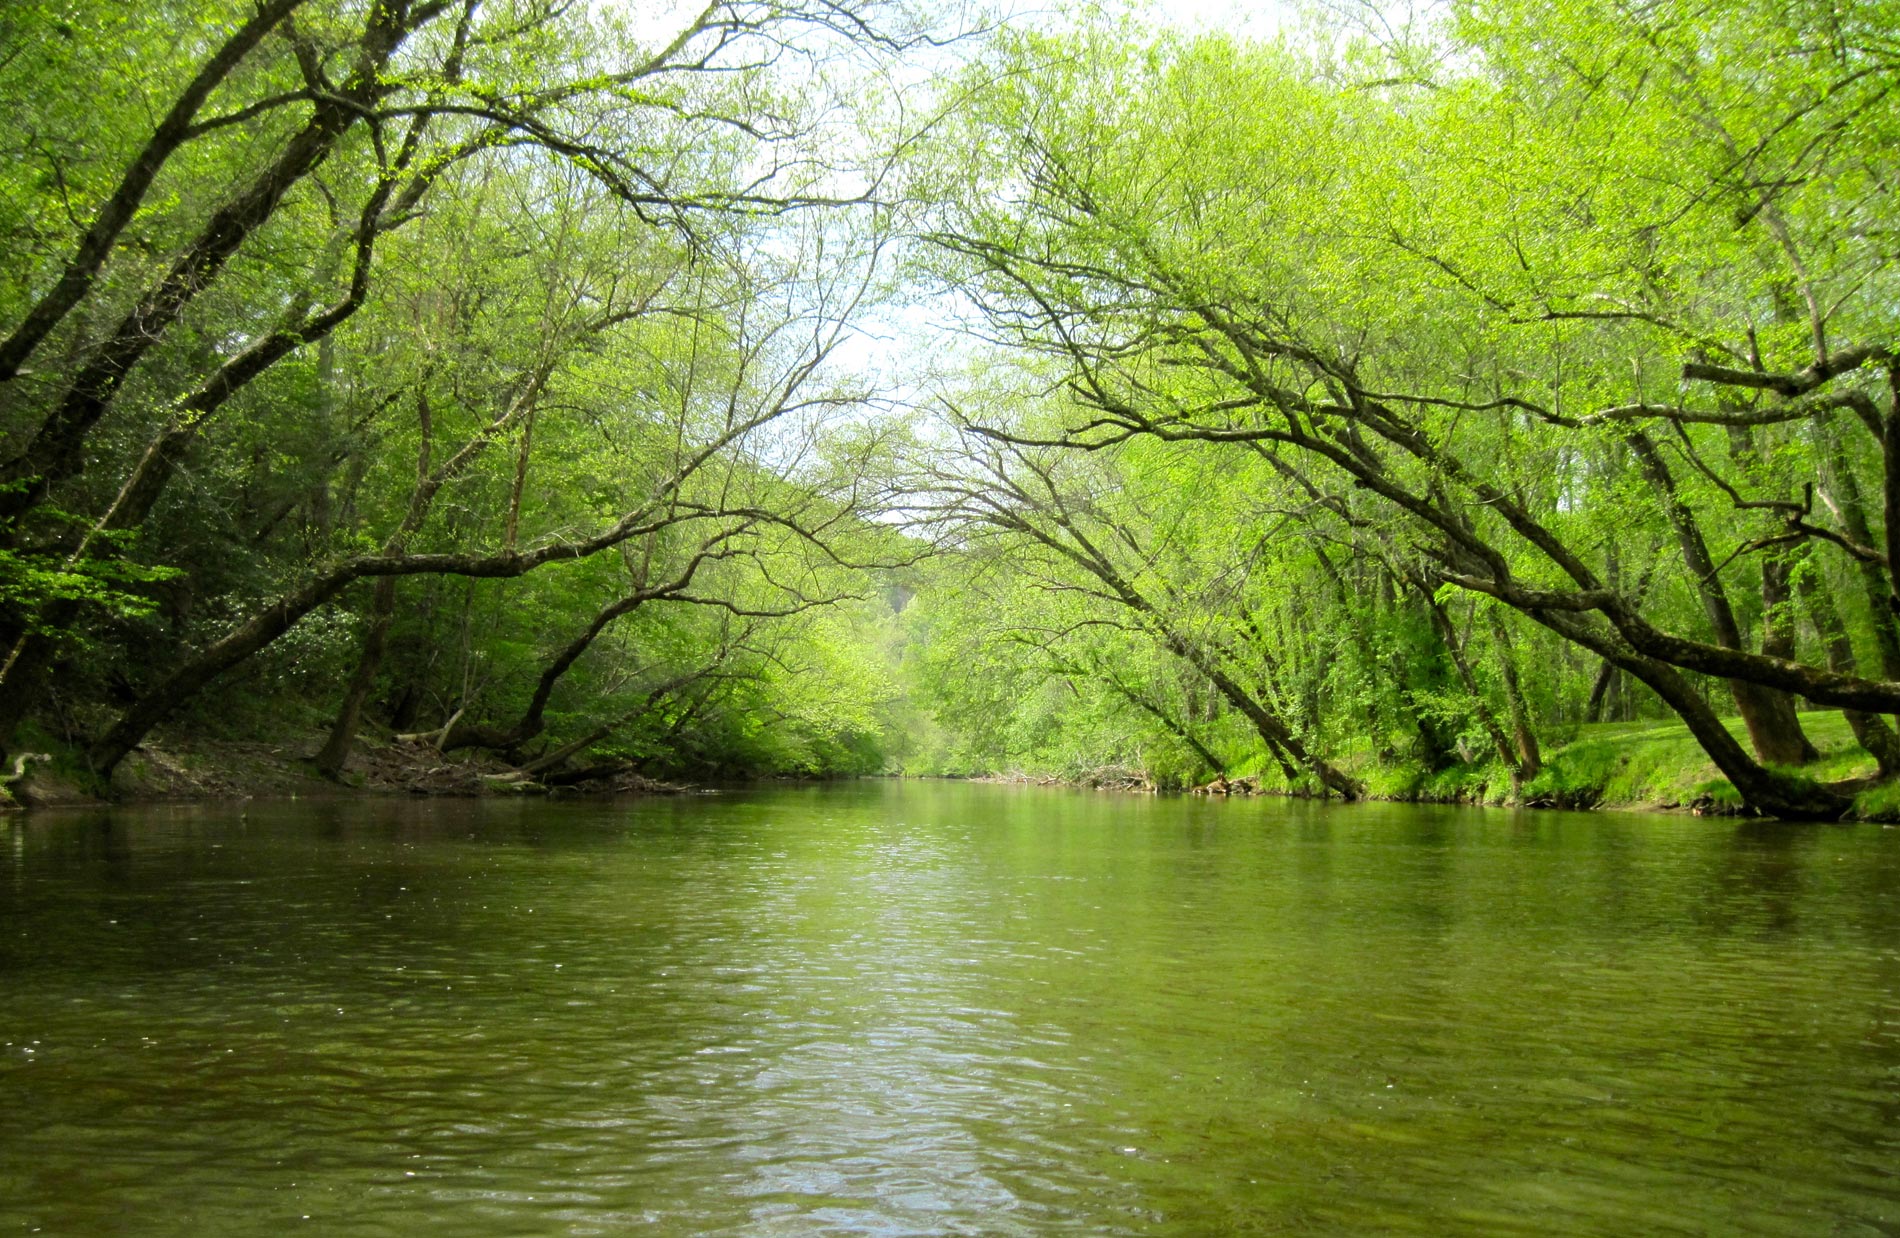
1169, 637, 1363, 799
1818, 422, 1900, 679
1091, 664, 1228, 778
0, 0, 307, 385
1628, 432, 1817, 766
1794, 549, 1900, 778
86, 521, 666, 776
1531, 608, 1849, 819
0, 6, 414, 526
0, 113, 430, 750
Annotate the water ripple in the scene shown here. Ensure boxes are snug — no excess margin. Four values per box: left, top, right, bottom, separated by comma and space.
3, 789, 1899, 1235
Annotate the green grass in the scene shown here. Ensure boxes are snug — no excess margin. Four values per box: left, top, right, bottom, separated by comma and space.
1251, 710, 1888, 816
1353, 757, 1504, 805
1526, 710, 1873, 811
1849, 779, 1900, 821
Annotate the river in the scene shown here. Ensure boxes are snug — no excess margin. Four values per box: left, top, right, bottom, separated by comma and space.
3, 783, 1898, 1235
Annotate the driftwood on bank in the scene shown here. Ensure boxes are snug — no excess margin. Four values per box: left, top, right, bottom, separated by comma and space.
0, 752, 53, 808
1192, 774, 1262, 796
369, 737, 689, 798
977, 765, 1157, 792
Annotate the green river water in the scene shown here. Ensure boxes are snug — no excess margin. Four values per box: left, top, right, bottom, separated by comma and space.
3, 782, 1898, 1235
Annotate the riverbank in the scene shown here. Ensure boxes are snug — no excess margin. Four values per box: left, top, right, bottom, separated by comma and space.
7, 709, 1893, 820
1366, 709, 1892, 819
976, 709, 1898, 821
0, 723, 687, 810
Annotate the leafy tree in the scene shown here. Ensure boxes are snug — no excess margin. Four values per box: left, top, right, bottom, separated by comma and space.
911, 4, 1900, 817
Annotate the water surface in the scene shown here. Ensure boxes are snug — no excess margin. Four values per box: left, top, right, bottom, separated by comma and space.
3, 783, 1898, 1235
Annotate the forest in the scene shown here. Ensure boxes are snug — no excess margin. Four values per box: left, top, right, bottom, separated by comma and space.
3, 0, 1899, 819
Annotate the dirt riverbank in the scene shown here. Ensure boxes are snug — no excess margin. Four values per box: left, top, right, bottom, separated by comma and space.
2, 730, 684, 810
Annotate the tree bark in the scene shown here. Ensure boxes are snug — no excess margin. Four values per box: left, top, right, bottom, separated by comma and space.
1488, 610, 1541, 780
1794, 551, 1900, 778
312, 578, 397, 777
1624, 431, 1816, 764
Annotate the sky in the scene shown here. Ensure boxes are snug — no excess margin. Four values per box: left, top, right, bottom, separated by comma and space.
602, 0, 1313, 412
1107, 0, 1294, 34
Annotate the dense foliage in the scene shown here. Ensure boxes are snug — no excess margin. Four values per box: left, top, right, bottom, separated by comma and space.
5, 0, 1900, 816
0, 0, 926, 781
888, 0, 1900, 818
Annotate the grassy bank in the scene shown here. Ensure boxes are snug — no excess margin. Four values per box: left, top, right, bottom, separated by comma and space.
1262, 710, 1886, 818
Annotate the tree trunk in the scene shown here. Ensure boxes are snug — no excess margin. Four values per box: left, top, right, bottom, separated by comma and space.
1095, 668, 1226, 777
313, 578, 398, 778
85, 517, 677, 775
1259, 732, 1302, 785
1489, 611, 1542, 780
1529, 608, 1848, 819
0, 0, 307, 384
440, 593, 638, 752
1168, 636, 1362, 799
1794, 551, 1900, 778
1423, 590, 1518, 776
0, 639, 56, 761
1883, 396, 1900, 623
0, 8, 416, 524
1751, 552, 1820, 765
1584, 661, 1619, 723
516, 670, 710, 777
0, 97, 433, 739
1817, 420, 1900, 678
1627, 431, 1816, 765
